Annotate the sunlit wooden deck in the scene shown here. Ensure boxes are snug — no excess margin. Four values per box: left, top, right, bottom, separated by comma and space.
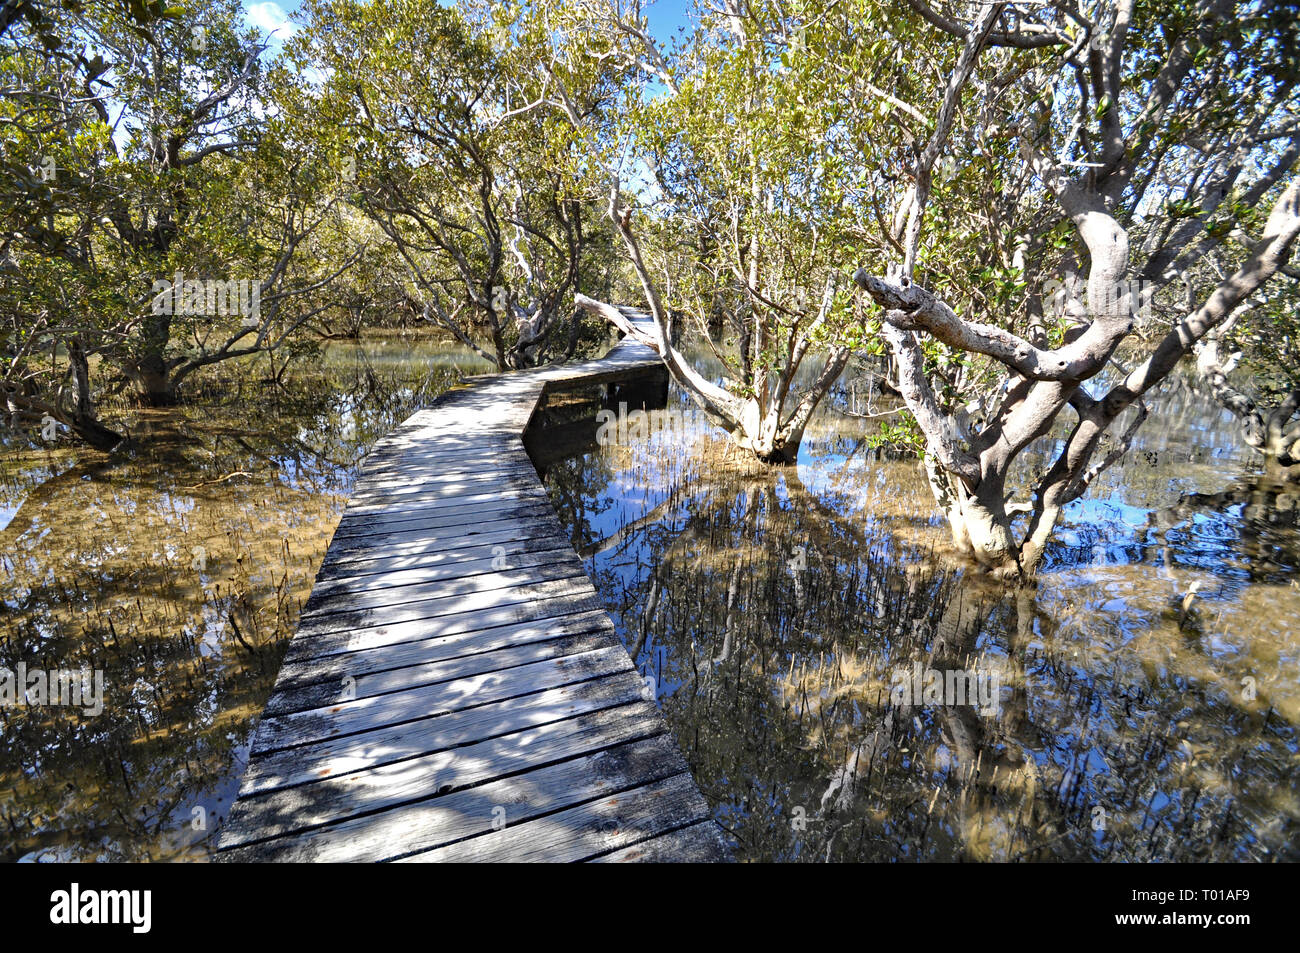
214, 312, 729, 862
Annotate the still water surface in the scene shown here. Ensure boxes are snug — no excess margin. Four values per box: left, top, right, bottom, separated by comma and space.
537, 371, 1299, 861
1, 337, 1295, 861
0, 337, 489, 861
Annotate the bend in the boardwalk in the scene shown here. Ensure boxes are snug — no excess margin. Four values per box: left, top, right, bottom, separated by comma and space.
215, 312, 729, 863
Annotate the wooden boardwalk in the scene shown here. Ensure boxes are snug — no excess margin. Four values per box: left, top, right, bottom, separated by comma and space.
215, 313, 729, 862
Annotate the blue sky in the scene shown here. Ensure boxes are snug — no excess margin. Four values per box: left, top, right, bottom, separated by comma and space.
639, 1, 694, 42
241, 1, 299, 41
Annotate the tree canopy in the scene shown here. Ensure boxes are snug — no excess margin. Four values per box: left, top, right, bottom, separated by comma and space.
3, 0, 1298, 577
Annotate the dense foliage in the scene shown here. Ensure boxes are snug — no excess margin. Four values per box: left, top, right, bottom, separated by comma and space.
3, 0, 1298, 571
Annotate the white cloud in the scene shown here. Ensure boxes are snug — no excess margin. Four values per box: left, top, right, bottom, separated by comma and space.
302, 65, 330, 87
244, 2, 297, 40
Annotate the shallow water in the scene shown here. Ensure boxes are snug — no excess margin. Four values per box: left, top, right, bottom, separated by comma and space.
537, 372, 1300, 862
3, 332, 1295, 863
0, 335, 490, 861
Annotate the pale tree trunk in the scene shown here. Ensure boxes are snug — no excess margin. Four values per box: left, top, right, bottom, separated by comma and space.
129, 312, 177, 406
1017, 179, 1300, 576
576, 276, 849, 465
858, 3, 1025, 573
589, 187, 850, 464
855, 2, 1300, 579
547, 11, 851, 465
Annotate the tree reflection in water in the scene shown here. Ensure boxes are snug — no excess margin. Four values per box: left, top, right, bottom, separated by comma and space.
0, 339, 475, 861
538, 380, 1300, 862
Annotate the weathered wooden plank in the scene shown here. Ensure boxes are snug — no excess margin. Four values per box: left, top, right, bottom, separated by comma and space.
293, 574, 596, 639
541, 366, 666, 392
362, 429, 519, 456
283, 593, 607, 663
345, 473, 545, 510
344, 482, 549, 516
317, 519, 570, 571
223, 735, 686, 862
264, 629, 617, 716
310, 541, 574, 594
397, 772, 709, 863
367, 433, 532, 458
218, 702, 668, 854
331, 499, 555, 541
321, 506, 564, 552
353, 457, 538, 489
275, 609, 615, 688
362, 425, 519, 448
240, 670, 649, 795
252, 644, 635, 752
299, 559, 586, 621
358, 446, 534, 478
589, 820, 730, 863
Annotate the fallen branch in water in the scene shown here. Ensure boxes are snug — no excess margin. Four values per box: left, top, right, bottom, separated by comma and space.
841, 407, 906, 420
184, 470, 255, 489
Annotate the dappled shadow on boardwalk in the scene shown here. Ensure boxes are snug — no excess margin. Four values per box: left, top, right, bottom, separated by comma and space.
215, 325, 729, 862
